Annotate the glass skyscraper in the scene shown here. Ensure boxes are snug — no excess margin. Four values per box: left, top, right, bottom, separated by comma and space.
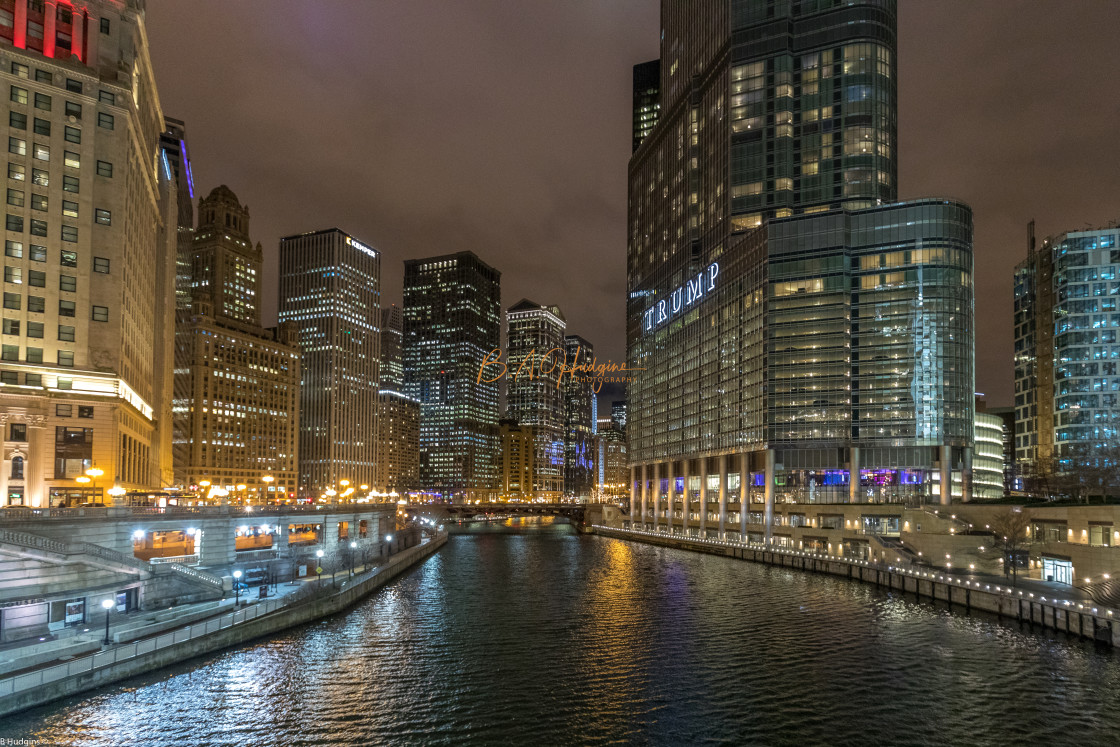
627, 0, 975, 539
1015, 226, 1120, 484
403, 251, 500, 501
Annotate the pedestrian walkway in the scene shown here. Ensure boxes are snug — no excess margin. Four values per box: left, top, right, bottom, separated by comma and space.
0, 560, 383, 679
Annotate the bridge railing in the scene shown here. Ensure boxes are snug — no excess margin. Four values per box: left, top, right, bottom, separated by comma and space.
0, 503, 398, 523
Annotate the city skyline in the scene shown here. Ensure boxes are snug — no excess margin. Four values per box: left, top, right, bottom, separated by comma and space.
146, 1, 1120, 407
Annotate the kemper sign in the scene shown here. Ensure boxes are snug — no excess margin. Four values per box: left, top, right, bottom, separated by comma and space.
643, 262, 719, 333
346, 235, 377, 259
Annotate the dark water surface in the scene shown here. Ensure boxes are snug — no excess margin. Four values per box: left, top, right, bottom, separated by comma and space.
4, 518, 1120, 746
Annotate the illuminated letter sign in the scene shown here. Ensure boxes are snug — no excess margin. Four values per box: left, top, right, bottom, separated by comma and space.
345, 236, 377, 259
643, 262, 720, 333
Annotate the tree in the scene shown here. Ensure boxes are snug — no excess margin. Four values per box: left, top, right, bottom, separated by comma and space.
989, 508, 1031, 586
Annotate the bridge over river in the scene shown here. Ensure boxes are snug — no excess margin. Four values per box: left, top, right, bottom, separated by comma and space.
405, 503, 622, 525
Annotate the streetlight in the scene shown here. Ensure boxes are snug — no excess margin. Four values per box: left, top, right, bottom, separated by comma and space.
262, 475, 274, 504
233, 570, 242, 605
385, 534, 394, 559
236, 484, 247, 506
349, 540, 357, 577
315, 549, 324, 586
101, 598, 114, 645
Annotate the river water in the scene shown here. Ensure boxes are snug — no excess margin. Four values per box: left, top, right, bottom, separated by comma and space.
4, 518, 1120, 746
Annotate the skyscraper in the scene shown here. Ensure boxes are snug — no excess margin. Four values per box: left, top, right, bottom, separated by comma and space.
627, 0, 974, 541
403, 251, 500, 501
506, 300, 566, 500
174, 187, 300, 500
496, 417, 534, 501
0, 0, 175, 507
162, 117, 196, 478
632, 59, 660, 153
1015, 223, 1120, 494
1013, 221, 1055, 473
279, 229, 380, 496
563, 334, 595, 499
611, 400, 627, 432
377, 304, 419, 494
379, 304, 405, 391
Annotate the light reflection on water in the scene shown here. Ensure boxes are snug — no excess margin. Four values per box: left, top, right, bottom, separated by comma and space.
4, 519, 1120, 745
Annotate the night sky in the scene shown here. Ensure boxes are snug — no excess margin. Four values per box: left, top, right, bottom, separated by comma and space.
146, 1, 1120, 408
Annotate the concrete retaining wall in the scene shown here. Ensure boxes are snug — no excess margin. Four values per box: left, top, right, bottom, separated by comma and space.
0, 533, 446, 717
591, 526, 1120, 648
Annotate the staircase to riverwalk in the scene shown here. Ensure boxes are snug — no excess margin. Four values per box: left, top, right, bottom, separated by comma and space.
0, 526, 224, 592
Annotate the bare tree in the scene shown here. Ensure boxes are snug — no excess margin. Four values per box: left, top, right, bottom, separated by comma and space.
990, 508, 1031, 586
1051, 446, 1120, 504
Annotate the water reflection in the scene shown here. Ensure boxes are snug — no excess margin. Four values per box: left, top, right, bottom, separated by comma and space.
4, 520, 1120, 745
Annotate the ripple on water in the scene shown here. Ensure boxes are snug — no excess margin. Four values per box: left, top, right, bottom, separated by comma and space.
4, 520, 1120, 746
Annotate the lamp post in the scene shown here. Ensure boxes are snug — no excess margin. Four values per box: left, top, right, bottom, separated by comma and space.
233, 570, 242, 606
385, 534, 394, 559
349, 541, 357, 577
236, 484, 247, 507
315, 549, 324, 586
262, 475, 274, 505
101, 598, 114, 645
85, 468, 104, 503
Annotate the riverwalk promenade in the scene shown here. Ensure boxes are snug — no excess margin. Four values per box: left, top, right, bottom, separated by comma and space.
0, 531, 447, 717
591, 524, 1120, 647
